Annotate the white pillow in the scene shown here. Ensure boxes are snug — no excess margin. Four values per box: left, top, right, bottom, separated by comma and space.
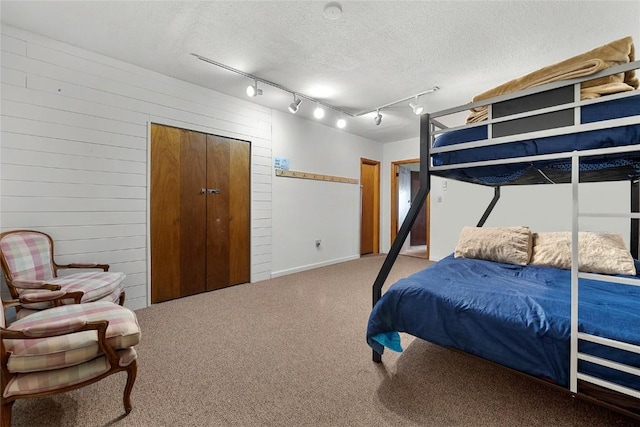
454, 226, 533, 266
530, 231, 636, 275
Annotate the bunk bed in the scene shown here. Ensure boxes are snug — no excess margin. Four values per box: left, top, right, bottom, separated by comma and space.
367, 39, 640, 420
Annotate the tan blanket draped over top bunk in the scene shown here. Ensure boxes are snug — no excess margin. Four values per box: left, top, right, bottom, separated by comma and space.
467, 36, 638, 124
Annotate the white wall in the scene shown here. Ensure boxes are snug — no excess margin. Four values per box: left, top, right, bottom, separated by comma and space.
0, 25, 275, 310
382, 138, 631, 261
271, 109, 382, 276
0, 25, 385, 309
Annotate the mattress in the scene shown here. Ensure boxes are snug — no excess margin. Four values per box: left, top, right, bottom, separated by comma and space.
366, 255, 640, 389
431, 95, 640, 185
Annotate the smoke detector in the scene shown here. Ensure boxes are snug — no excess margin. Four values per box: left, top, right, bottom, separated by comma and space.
323, 2, 343, 20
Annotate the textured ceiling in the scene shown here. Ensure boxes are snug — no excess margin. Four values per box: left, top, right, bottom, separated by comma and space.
1, 1, 639, 142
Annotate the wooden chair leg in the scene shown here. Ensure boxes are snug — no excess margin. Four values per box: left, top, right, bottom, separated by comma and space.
123, 360, 137, 414
2, 400, 14, 427
118, 291, 126, 306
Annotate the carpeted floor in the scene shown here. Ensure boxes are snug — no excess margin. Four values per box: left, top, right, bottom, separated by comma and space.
7, 255, 640, 426
400, 245, 428, 259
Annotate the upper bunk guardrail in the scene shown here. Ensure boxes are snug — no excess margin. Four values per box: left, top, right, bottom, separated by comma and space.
432, 89, 640, 137
428, 60, 640, 170
430, 60, 640, 120
430, 142, 640, 172
430, 113, 640, 155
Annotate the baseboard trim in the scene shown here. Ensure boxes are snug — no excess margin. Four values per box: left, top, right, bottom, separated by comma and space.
271, 255, 360, 278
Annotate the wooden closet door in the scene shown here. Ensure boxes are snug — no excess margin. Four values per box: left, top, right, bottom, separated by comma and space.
206, 136, 250, 290
228, 139, 251, 285
179, 130, 207, 297
151, 124, 182, 303
152, 125, 250, 301
151, 124, 207, 302
206, 136, 230, 291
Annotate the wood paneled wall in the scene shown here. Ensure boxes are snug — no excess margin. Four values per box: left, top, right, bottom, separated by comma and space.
0, 25, 273, 309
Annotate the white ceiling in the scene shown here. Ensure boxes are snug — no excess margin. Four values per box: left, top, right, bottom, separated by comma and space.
1, 1, 639, 143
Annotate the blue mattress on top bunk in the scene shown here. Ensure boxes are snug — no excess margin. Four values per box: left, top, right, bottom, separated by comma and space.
366, 255, 640, 389
431, 95, 640, 184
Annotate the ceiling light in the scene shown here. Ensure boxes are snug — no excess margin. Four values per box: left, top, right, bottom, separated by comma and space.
191, 54, 440, 127
314, 103, 325, 119
288, 94, 302, 114
336, 117, 346, 129
374, 110, 382, 126
409, 97, 424, 115
246, 80, 262, 97
323, 2, 343, 20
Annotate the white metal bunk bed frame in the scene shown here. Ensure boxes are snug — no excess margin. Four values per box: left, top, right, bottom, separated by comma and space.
372, 60, 640, 418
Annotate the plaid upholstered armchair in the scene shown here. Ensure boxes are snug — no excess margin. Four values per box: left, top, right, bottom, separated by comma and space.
1, 291, 140, 426
0, 230, 126, 319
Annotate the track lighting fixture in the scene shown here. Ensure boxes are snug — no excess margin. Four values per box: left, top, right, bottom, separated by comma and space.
409, 96, 424, 115
374, 110, 382, 126
314, 103, 325, 119
246, 79, 262, 97
288, 94, 302, 114
191, 53, 440, 127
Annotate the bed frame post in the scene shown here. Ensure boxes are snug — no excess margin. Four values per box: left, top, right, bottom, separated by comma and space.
476, 187, 501, 227
371, 113, 432, 363
632, 179, 639, 259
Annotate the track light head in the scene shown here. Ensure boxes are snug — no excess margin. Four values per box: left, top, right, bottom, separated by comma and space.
409, 96, 424, 115
374, 110, 382, 126
314, 103, 325, 119
288, 95, 302, 114
409, 101, 424, 115
246, 80, 262, 97
336, 118, 346, 129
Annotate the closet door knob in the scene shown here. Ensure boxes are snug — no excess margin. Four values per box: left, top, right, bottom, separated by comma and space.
207, 189, 221, 194
200, 189, 207, 194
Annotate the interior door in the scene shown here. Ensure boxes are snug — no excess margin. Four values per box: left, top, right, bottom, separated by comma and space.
150, 124, 183, 303
180, 130, 207, 297
360, 159, 380, 255
206, 135, 230, 291
410, 171, 427, 246
228, 139, 251, 285
206, 135, 251, 290
361, 164, 374, 255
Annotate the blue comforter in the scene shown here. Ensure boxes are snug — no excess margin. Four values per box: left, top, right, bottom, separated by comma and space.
367, 255, 640, 388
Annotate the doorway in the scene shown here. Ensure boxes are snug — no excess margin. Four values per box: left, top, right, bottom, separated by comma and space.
391, 159, 430, 259
360, 158, 380, 255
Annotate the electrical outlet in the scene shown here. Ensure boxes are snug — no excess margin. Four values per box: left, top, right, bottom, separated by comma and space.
315, 239, 321, 247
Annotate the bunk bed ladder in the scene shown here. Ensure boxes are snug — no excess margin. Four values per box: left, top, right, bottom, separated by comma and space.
570, 154, 640, 400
